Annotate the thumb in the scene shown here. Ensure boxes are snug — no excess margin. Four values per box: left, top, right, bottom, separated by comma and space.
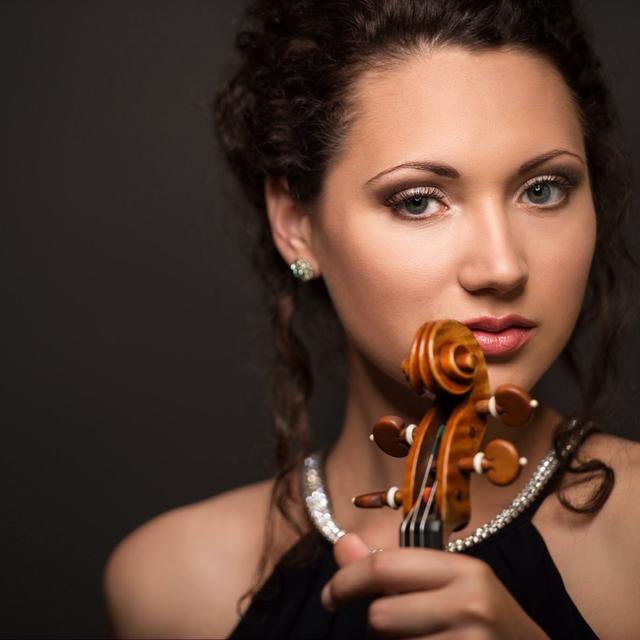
334, 532, 371, 567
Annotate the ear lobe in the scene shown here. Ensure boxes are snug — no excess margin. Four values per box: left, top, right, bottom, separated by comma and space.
264, 176, 319, 274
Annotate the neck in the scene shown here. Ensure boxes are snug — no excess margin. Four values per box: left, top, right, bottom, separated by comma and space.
323, 343, 564, 548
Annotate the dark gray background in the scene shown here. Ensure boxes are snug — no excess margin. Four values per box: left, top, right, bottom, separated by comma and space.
2, 1, 639, 637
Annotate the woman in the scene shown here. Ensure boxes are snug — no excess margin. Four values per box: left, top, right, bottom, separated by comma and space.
104, 0, 640, 638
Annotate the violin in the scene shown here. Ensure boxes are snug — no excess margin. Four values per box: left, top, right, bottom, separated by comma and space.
353, 319, 537, 549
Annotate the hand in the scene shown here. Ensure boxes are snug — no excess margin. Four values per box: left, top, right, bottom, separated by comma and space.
320, 533, 549, 639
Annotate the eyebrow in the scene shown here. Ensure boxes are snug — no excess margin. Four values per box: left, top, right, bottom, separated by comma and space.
364, 149, 585, 185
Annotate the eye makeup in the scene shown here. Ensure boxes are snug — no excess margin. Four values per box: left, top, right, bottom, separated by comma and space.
375, 163, 585, 221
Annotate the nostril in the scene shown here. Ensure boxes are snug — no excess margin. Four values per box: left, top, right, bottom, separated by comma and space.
459, 271, 528, 296
457, 239, 528, 295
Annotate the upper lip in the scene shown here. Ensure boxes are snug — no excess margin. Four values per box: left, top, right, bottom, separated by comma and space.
462, 314, 537, 332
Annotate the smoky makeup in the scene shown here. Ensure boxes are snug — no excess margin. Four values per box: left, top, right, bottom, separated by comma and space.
367, 161, 585, 220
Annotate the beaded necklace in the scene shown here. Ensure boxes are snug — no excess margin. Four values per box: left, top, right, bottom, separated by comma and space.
302, 419, 580, 552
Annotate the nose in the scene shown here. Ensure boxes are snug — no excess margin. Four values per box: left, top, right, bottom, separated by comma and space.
457, 202, 529, 296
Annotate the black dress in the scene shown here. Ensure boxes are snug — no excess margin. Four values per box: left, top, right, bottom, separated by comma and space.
229, 477, 599, 639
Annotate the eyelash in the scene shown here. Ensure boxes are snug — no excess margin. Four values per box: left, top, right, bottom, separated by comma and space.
383, 173, 580, 221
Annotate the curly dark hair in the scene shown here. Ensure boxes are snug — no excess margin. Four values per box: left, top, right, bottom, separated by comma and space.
212, 0, 639, 603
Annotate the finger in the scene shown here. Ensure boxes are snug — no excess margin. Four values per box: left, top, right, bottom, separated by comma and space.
323, 547, 462, 610
366, 590, 455, 638
334, 533, 370, 567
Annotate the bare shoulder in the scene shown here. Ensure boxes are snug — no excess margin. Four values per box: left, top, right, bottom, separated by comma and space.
540, 431, 640, 528
104, 478, 279, 639
578, 432, 640, 528
534, 432, 640, 637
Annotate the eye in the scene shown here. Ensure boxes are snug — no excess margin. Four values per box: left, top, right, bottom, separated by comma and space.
520, 175, 573, 208
383, 186, 446, 219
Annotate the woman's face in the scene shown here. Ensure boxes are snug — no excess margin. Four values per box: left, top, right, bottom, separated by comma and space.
307, 45, 596, 394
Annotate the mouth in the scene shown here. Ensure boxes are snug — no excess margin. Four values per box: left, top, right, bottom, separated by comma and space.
461, 314, 537, 357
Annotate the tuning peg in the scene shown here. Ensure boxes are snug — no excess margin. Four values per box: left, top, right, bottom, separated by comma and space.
369, 416, 417, 457
353, 487, 403, 509
457, 439, 527, 486
474, 384, 538, 427
353, 486, 433, 509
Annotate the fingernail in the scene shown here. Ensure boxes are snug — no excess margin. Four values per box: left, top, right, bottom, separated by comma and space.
320, 583, 335, 611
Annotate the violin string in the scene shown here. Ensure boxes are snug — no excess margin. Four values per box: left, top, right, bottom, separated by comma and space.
417, 422, 445, 547
399, 501, 418, 546
401, 459, 429, 546
400, 479, 423, 546
419, 480, 437, 547
407, 428, 437, 547
405, 422, 445, 547
404, 437, 434, 546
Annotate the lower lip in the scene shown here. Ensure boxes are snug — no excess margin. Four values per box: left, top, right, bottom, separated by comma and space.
470, 327, 535, 356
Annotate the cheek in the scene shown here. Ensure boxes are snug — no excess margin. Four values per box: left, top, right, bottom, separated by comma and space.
315, 216, 452, 378
533, 205, 596, 337
313, 195, 597, 392
511, 203, 596, 391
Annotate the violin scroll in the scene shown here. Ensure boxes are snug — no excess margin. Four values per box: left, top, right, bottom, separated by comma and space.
353, 319, 539, 549
400, 322, 480, 397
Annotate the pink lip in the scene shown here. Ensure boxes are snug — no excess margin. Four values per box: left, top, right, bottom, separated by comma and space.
461, 314, 537, 356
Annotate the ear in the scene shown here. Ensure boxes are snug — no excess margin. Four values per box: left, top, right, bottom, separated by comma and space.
264, 176, 320, 276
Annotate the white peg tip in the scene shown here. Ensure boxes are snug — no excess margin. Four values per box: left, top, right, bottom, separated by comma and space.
386, 486, 400, 509
405, 424, 417, 446
369, 433, 374, 442
519, 457, 528, 466
473, 451, 486, 475
530, 399, 539, 408
488, 395, 499, 418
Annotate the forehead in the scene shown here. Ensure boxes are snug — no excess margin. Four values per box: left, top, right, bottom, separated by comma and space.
332, 45, 584, 177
